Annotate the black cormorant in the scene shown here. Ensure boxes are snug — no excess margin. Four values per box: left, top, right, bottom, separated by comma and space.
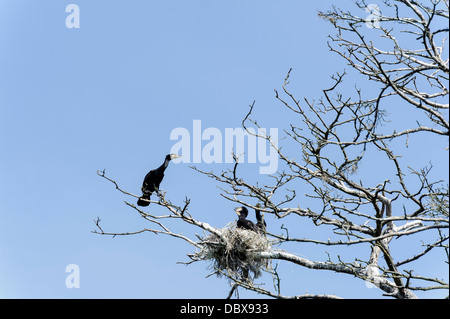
234, 206, 259, 232
137, 154, 181, 207
255, 203, 267, 233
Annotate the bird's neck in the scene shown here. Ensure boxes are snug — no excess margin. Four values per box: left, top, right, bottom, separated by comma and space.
163, 157, 170, 168
158, 157, 170, 171
239, 214, 247, 221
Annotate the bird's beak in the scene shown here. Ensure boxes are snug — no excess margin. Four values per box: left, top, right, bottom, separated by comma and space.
171, 154, 182, 161
234, 207, 240, 215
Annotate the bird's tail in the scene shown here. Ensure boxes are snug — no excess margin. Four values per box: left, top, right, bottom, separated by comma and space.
137, 193, 151, 207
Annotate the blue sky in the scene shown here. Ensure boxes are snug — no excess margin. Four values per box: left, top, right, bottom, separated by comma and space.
0, 0, 448, 299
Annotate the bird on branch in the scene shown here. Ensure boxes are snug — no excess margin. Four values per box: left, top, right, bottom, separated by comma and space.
255, 203, 267, 233
137, 154, 181, 207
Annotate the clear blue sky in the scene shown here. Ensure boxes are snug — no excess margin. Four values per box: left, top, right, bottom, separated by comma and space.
0, 0, 448, 298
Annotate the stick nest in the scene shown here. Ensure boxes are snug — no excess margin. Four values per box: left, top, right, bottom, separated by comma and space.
193, 223, 272, 282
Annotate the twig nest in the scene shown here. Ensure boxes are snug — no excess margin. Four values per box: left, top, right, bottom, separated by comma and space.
194, 223, 272, 282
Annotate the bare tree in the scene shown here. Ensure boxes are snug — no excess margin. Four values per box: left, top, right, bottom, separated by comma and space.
95, 0, 449, 299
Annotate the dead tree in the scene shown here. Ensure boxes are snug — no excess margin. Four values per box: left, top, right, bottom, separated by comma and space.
95, 0, 448, 299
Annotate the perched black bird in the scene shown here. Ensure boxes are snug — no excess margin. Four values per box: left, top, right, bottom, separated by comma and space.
255, 203, 267, 233
137, 154, 181, 207
234, 206, 259, 232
